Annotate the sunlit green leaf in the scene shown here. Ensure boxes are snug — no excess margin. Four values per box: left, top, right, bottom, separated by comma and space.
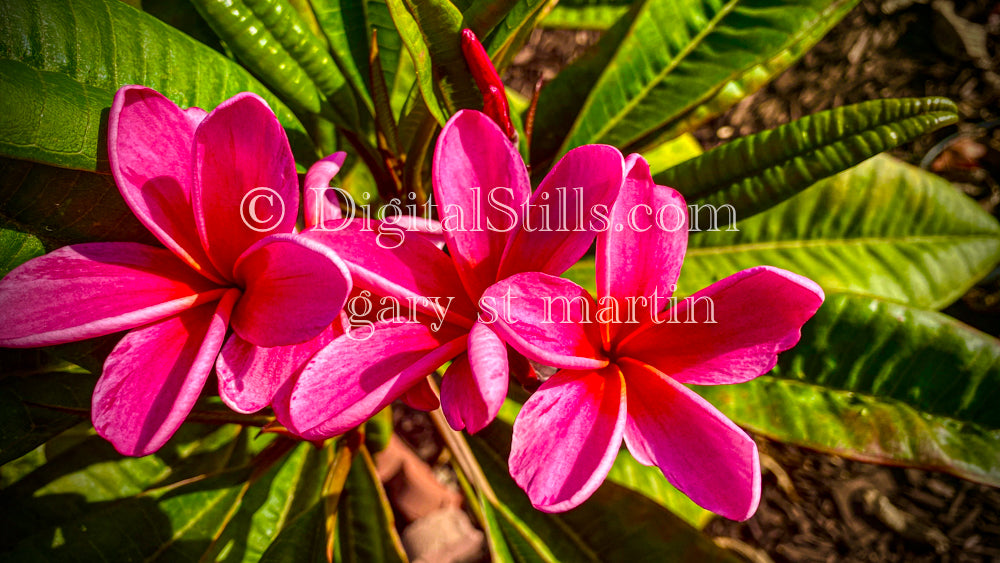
680, 155, 1000, 309
0, 0, 312, 169
532, 0, 858, 163
696, 291, 1000, 487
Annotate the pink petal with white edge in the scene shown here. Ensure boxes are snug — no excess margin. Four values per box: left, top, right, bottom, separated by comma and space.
618, 358, 761, 521
618, 266, 824, 385
216, 324, 340, 414
108, 86, 225, 283
304, 152, 347, 228
510, 366, 627, 512
231, 233, 351, 347
92, 289, 239, 456
481, 273, 607, 370
498, 144, 624, 279
441, 322, 509, 433
276, 320, 468, 440
598, 154, 687, 344
433, 110, 531, 298
304, 221, 478, 327
0, 243, 226, 347
402, 377, 440, 411
193, 93, 298, 278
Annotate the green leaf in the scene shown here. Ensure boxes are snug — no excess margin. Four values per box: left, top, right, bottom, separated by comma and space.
258, 501, 329, 563
201, 442, 330, 562
385, 0, 449, 125
190, 0, 360, 128
532, 0, 858, 163
477, 0, 557, 73
679, 155, 1000, 309
0, 224, 44, 275
334, 446, 408, 563
0, 61, 113, 172
656, 98, 959, 222
642, 131, 702, 177
0, 370, 94, 466
541, 0, 631, 30
386, 0, 480, 125
467, 421, 739, 562
310, 0, 375, 114
695, 291, 1000, 487
0, 0, 313, 169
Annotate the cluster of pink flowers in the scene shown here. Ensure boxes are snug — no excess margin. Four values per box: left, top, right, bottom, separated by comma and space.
0, 34, 823, 521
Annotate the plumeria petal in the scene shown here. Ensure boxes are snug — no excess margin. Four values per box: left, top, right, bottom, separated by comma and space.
304, 221, 477, 327
276, 320, 468, 439
481, 273, 607, 370
0, 243, 226, 347
440, 322, 509, 433
598, 154, 687, 344
304, 152, 347, 228
498, 144, 625, 279
618, 266, 824, 385
619, 358, 761, 521
108, 86, 225, 283
92, 289, 239, 456
388, 215, 446, 248
216, 324, 340, 414
193, 93, 298, 278
433, 109, 531, 298
231, 233, 351, 347
402, 377, 440, 411
510, 366, 627, 512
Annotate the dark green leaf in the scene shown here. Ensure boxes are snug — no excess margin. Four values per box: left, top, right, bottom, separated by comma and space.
656, 97, 959, 222
0, 423, 245, 550
0, 158, 156, 249
0, 370, 94, 466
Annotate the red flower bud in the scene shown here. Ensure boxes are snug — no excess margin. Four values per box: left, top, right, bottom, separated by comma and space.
461, 29, 517, 143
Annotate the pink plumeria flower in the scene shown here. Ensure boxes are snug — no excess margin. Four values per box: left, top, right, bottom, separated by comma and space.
0, 86, 352, 456
273, 109, 626, 439
480, 154, 824, 518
